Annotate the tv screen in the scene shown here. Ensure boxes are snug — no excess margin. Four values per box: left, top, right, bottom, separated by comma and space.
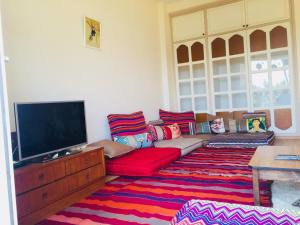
15, 101, 87, 161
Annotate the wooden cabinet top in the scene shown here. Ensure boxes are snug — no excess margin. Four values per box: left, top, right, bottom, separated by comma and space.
14, 146, 104, 175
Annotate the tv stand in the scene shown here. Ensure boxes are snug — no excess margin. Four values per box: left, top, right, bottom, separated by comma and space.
14, 146, 105, 225
30, 149, 82, 163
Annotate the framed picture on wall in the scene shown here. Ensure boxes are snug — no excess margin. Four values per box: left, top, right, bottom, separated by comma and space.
84, 16, 101, 49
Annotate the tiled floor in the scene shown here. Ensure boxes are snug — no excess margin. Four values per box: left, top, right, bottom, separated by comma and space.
272, 138, 300, 211
272, 181, 300, 210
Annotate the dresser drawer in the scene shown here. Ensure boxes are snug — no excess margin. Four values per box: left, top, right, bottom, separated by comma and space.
67, 164, 105, 192
15, 161, 66, 195
16, 179, 67, 218
65, 150, 103, 175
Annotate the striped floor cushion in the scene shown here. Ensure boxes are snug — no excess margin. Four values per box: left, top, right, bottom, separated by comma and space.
159, 109, 195, 134
172, 199, 300, 225
206, 131, 275, 148
107, 111, 147, 138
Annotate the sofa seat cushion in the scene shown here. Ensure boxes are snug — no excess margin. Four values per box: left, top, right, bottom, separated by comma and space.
106, 147, 180, 176
154, 137, 202, 156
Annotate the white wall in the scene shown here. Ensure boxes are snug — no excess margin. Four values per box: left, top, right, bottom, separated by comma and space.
0, 7, 17, 224
2, 0, 163, 142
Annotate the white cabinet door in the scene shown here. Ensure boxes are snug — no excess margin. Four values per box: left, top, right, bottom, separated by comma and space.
172, 11, 205, 42
208, 31, 249, 112
207, 1, 245, 35
174, 39, 209, 113
245, 0, 290, 27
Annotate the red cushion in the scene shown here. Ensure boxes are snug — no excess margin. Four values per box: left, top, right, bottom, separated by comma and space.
106, 147, 180, 176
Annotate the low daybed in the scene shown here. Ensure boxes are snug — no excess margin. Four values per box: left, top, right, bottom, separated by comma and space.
193, 110, 275, 148
103, 109, 275, 176
104, 110, 203, 176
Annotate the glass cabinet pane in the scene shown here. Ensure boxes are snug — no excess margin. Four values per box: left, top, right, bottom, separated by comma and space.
252, 72, 268, 90
215, 95, 229, 109
180, 98, 192, 111
194, 97, 207, 111
178, 66, 190, 80
270, 26, 288, 49
253, 91, 269, 108
179, 82, 191, 96
193, 63, 205, 78
271, 50, 289, 69
250, 30, 267, 52
214, 77, 228, 92
213, 59, 227, 75
230, 57, 245, 73
191, 42, 204, 61
273, 89, 291, 106
229, 35, 244, 55
211, 38, 226, 58
251, 54, 268, 71
177, 45, 189, 64
193, 80, 206, 95
272, 70, 289, 88
231, 75, 246, 91
232, 93, 247, 108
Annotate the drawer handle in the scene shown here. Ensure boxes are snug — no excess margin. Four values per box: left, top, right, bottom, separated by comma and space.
42, 192, 48, 200
38, 174, 45, 181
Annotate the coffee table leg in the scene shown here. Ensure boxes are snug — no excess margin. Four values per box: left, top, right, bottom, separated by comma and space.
252, 169, 260, 206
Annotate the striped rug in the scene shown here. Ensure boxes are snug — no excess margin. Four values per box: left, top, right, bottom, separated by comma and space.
39, 148, 272, 225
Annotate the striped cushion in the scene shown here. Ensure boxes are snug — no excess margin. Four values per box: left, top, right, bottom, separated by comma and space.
159, 109, 195, 134
195, 122, 211, 134
107, 111, 147, 138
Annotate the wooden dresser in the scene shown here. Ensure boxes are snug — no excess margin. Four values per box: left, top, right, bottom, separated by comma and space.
14, 147, 106, 225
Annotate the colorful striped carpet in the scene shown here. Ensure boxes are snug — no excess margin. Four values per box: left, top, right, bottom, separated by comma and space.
39, 148, 272, 225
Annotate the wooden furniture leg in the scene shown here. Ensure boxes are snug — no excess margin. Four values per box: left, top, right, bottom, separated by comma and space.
252, 169, 260, 206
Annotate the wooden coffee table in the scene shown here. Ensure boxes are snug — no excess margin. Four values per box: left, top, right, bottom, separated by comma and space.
249, 146, 300, 206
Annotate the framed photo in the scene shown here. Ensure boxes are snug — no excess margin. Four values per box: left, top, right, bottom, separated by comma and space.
84, 16, 101, 49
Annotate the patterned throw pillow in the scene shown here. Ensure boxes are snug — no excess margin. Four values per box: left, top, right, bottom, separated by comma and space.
209, 118, 225, 134
159, 109, 195, 134
107, 111, 146, 139
195, 122, 211, 134
229, 119, 252, 133
148, 123, 181, 142
228, 119, 237, 133
114, 132, 153, 149
236, 119, 248, 133
247, 117, 267, 133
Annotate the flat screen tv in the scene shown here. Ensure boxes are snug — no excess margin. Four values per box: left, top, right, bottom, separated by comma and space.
14, 101, 87, 161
